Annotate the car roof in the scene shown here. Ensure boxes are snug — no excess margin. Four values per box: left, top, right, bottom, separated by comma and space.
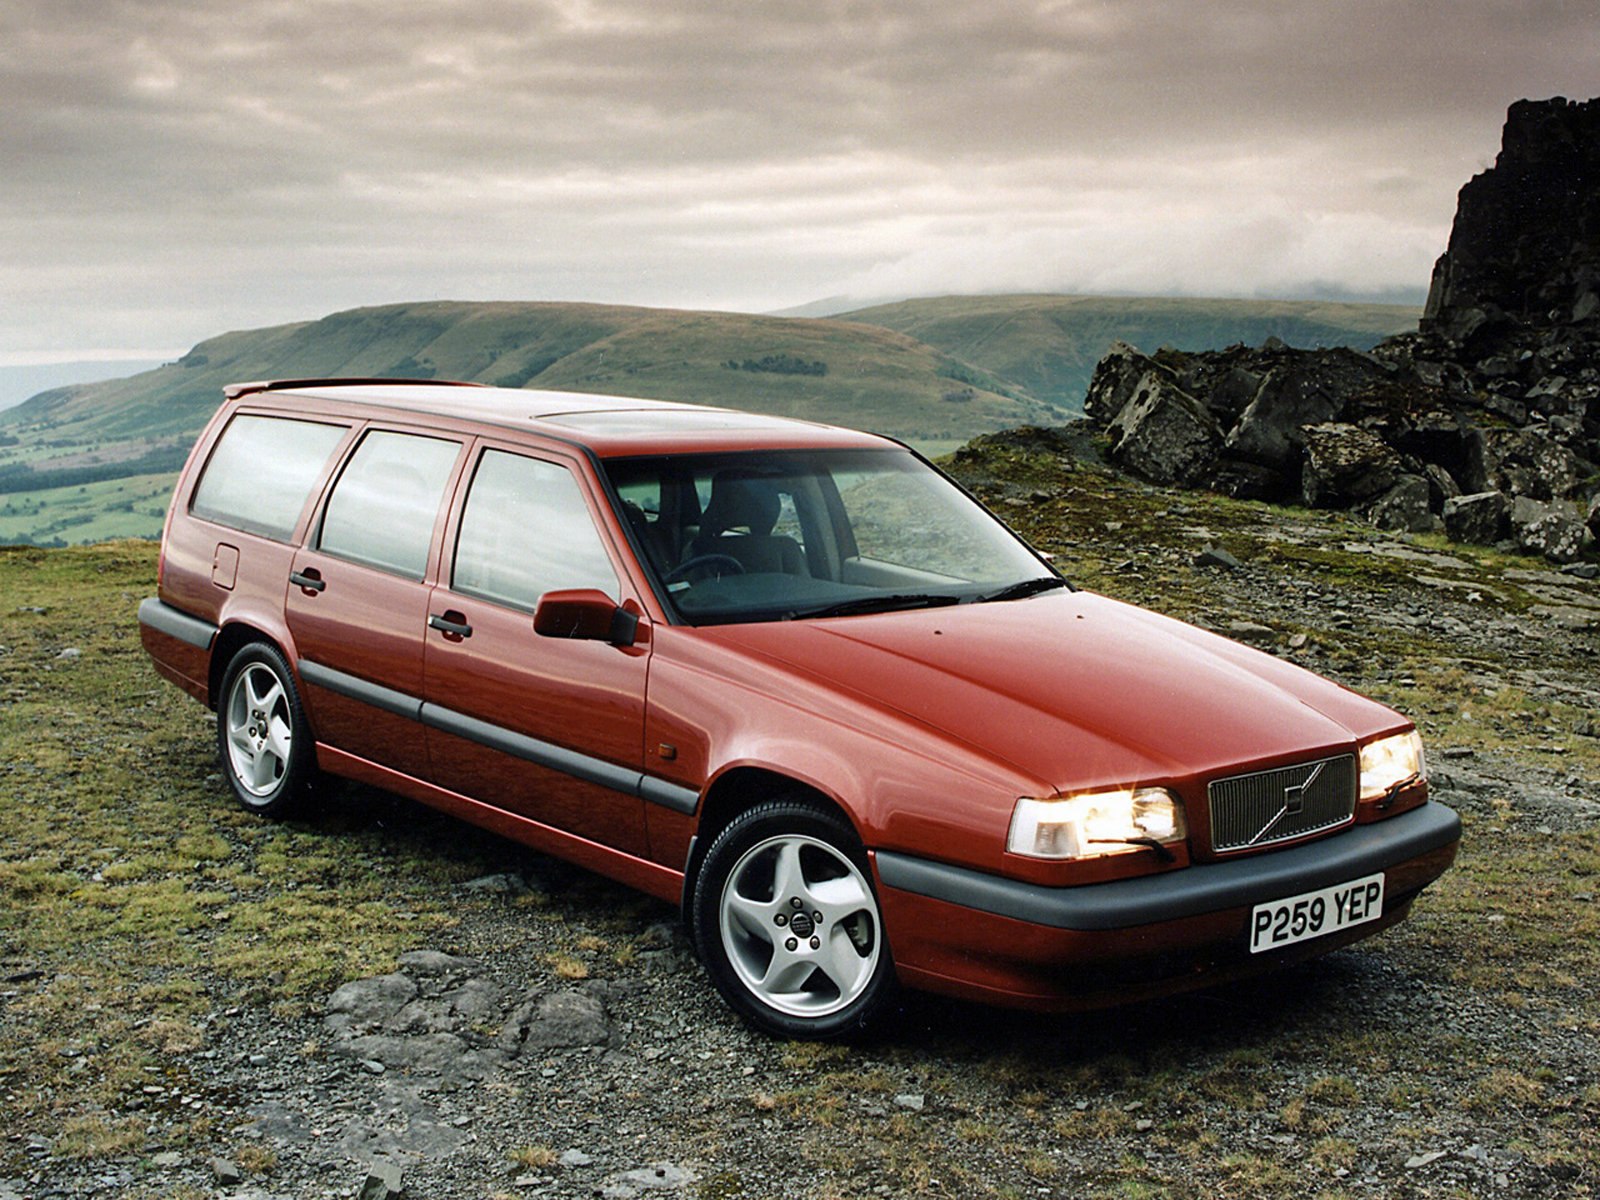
224, 378, 893, 457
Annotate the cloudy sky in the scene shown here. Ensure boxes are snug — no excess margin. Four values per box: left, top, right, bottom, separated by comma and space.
3, 0, 1597, 364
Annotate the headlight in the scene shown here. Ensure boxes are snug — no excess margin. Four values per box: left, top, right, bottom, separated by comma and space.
1007, 788, 1186, 861
1359, 729, 1425, 801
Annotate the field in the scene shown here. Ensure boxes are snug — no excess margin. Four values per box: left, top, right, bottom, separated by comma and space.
0, 472, 173, 546
2, 435, 1596, 1197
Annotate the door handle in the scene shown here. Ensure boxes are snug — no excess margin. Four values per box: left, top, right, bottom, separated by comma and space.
290, 569, 326, 594
428, 612, 472, 639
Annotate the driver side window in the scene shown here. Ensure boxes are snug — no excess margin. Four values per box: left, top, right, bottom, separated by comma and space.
451, 450, 619, 611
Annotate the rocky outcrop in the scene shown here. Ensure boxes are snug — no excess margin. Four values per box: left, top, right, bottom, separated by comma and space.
1083, 96, 1600, 564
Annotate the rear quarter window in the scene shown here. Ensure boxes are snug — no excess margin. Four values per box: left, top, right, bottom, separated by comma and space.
190, 414, 347, 541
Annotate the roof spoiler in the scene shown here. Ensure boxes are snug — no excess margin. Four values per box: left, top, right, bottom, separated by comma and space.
223, 378, 491, 400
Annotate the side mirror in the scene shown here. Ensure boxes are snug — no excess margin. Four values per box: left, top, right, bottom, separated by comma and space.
533, 589, 639, 646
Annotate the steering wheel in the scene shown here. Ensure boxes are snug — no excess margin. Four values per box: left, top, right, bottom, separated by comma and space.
665, 554, 747, 583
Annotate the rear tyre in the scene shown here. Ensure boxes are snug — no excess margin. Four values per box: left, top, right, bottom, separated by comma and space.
692, 797, 895, 1039
216, 642, 316, 818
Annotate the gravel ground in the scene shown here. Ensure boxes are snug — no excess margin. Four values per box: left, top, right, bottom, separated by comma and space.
5, 457, 1599, 1200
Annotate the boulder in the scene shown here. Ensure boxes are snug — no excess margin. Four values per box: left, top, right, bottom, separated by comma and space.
1588, 492, 1600, 541
1518, 512, 1586, 563
1222, 351, 1388, 475
1442, 491, 1511, 544
1083, 342, 1157, 426
1476, 427, 1584, 500
1422, 462, 1462, 508
1367, 475, 1437, 533
1104, 369, 1221, 486
1300, 422, 1405, 507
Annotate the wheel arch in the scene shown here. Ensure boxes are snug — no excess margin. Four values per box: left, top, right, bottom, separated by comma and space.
208, 620, 296, 712
680, 766, 860, 919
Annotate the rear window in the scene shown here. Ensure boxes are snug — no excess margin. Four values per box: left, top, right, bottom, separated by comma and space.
317, 430, 461, 579
190, 414, 347, 541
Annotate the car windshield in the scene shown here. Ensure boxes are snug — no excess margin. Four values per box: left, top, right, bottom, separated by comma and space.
602, 448, 1062, 625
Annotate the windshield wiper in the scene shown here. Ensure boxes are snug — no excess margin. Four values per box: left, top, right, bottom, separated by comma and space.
972, 576, 1069, 604
785, 593, 963, 621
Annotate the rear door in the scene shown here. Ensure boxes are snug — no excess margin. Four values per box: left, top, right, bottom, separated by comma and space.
421, 443, 652, 855
285, 426, 466, 778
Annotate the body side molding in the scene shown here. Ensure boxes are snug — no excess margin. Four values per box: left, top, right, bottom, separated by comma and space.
297, 657, 700, 814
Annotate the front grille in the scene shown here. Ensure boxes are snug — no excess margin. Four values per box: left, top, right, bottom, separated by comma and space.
1208, 754, 1356, 853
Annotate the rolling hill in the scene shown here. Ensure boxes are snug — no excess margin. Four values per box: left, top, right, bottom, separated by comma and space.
0, 294, 1419, 545
838, 294, 1419, 409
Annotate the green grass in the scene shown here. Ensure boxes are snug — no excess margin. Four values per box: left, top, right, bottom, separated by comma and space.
0, 542, 531, 1162
0, 470, 174, 544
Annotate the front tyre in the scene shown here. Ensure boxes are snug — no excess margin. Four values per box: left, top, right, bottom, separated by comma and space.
692, 798, 895, 1039
216, 642, 316, 818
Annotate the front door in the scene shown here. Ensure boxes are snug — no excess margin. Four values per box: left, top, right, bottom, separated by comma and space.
422, 445, 651, 856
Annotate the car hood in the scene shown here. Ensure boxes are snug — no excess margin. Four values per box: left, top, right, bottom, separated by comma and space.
701, 589, 1403, 795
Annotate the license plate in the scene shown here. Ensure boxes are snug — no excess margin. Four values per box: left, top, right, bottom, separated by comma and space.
1249, 872, 1385, 954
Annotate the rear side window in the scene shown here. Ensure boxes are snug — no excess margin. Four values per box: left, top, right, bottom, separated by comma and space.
190, 414, 346, 541
318, 430, 461, 579
452, 450, 619, 610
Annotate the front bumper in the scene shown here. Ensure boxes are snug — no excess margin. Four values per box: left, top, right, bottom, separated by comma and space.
873, 800, 1460, 1010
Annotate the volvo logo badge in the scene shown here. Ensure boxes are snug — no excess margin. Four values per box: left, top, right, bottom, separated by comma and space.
1247, 760, 1327, 846
1282, 759, 1325, 816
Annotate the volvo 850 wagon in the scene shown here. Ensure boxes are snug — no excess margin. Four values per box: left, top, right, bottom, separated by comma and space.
139, 379, 1460, 1037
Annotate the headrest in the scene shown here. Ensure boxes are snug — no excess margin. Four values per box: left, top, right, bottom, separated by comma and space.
700, 472, 781, 537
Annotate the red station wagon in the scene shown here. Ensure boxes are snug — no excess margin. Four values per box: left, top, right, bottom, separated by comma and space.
139, 379, 1461, 1038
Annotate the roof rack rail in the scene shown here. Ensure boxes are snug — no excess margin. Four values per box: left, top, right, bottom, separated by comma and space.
223, 378, 490, 401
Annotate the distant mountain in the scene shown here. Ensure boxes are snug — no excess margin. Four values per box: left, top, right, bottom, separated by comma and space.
0, 293, 1419, 546
838, 294, 1419, 410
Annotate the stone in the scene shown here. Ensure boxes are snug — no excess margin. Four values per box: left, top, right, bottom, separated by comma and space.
1367, 475, 1438, 533
460, 873, 529, 895
1588, 492, 1600, 540
1104, 369, 1222, 486
499, 989, 611, 1053
1421, 462, 1461, 508
1225, 620, 1275, 645
211, 1157, 243, 1185
1223, 351, 1388, 474
1194, 546, 1241, 570
1300, 422, 1405, 507
356, 1160, 404, 1200
385, 978, 505, 1035
1446, 489, 1504, 544
559, 1149, 595, 1168
1424, 97, 1600, 326
1518, 513, 1586, 563
600, 1163, 698, 1199
338, 1031, 501, 1081
396, 950, 480, 976
1082, 341, 1156, 426
325, 973, 419, 1036
894, 1093, 927, 1111
1405, 1149, 1449, 1170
